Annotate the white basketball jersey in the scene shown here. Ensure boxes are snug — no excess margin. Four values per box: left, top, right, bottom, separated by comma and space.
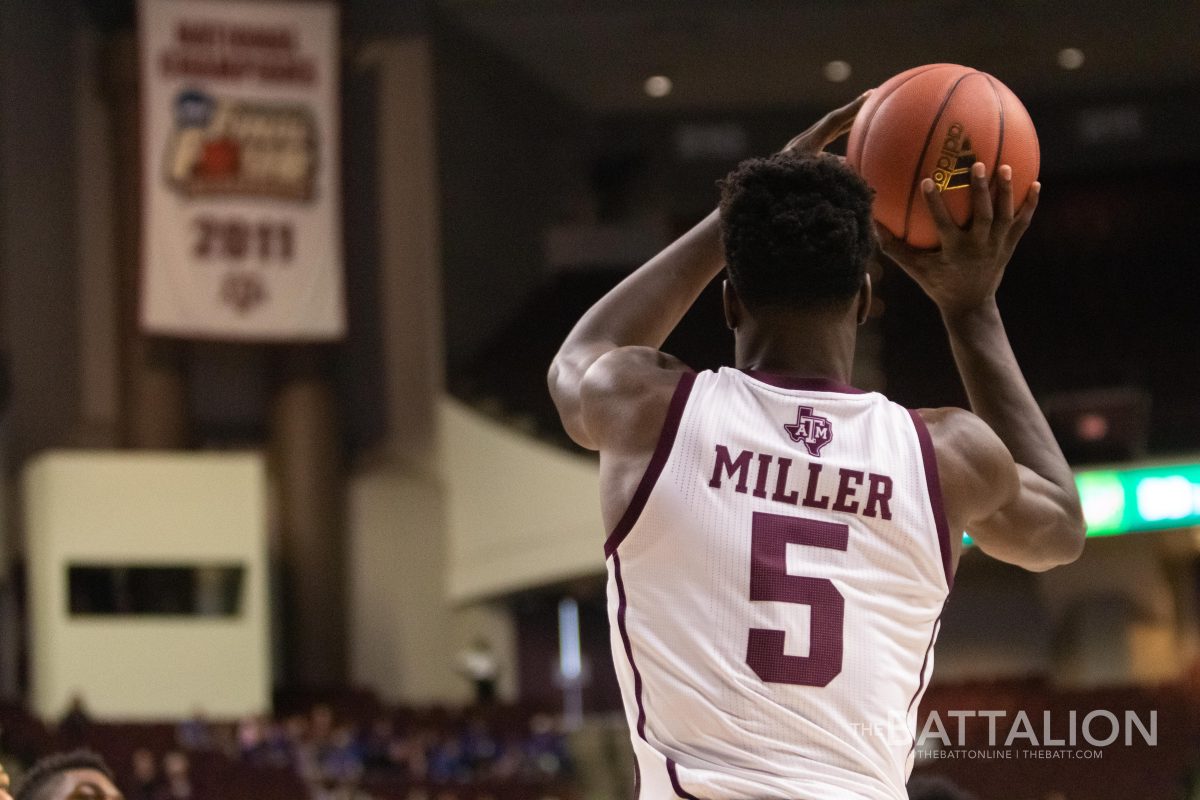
604, 367, 953, 800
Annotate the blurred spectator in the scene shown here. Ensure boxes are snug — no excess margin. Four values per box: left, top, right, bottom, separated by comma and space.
316, 726, 363, 788
129, 749, 161, 800
158, 751, 193, 800
164, 701, 573, 796
311, 705, 335, 748
460, 717, 498, 773
56, 697, 91, 746
0, 758, 12, 800
175, 712, 212, 752
362, 718, 395, 770
456, 639, 500, 704
236, 715, 267, 763
13, 750, 118, 800
489, 734, 525, 781
386, 730, 428, 780
525, 715, 570, 779
260, 720, 294, 768
426, 735, 467, 783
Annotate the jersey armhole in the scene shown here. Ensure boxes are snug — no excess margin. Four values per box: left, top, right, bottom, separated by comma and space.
603, 371, 697, 558
907, 409, 955, 591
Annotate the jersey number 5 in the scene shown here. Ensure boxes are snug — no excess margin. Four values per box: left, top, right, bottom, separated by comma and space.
746, 511, 848, 687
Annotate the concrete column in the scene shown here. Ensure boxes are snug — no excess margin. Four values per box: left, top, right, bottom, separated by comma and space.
75, 25, 121, 447
346, 38, 524, 702
0, 0, 81, 695
269, 345, 345, 686
106, 33, 190, 449
358, 38, 445, 467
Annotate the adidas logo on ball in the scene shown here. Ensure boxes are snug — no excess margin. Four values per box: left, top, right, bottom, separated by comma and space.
932, 122, 975, 192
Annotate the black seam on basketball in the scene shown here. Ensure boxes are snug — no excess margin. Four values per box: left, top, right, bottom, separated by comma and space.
851, 64, 944, 170
985, 74, 1005, 206
901, 71, 977, 242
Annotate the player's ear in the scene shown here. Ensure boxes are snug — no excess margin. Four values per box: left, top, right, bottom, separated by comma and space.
723, 280, 741, 331
856, 273, 872, 326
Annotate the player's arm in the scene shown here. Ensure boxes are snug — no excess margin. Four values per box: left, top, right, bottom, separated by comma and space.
548, 93, 870, 452
546, 210, 720, 452
922, 406, 1079, 572
880, 163, 1085, 572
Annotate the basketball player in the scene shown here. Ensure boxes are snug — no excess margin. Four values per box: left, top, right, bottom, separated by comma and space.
548, 93, 1085, 799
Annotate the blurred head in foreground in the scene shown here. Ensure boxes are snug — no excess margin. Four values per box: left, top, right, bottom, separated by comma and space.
13, 751, 121, 800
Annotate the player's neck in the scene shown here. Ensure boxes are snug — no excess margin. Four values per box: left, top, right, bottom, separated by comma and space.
733, 314, 857, 384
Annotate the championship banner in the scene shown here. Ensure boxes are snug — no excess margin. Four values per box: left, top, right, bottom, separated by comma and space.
139, 0, 344, 340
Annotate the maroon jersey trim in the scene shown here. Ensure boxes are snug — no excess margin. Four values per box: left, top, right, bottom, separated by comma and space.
612, 552, 647, 741
740, 369, 868, 395
907, 409, 955, 591
614, 550, 703, 800
905, 608, 944, 759
667, 759, 702, 800
603, 371, 697, 558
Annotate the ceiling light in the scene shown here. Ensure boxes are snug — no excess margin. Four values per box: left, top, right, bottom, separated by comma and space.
643, 75, 673, 98
823, 60, 852, 83
1057, 47, 1085, 70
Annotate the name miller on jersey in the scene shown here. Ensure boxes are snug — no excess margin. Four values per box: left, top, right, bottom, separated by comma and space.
707, 444, 895, 520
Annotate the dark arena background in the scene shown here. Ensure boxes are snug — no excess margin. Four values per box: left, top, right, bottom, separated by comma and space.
1, 1, 1199, 799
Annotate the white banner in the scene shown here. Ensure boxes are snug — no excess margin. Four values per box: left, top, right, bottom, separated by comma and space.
139, 0, 344, 340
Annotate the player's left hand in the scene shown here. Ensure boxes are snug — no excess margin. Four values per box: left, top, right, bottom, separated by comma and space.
781, 90, 872, 156
877, 162, 1039, 318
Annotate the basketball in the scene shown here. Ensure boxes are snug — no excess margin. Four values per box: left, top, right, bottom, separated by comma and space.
846, 63, 1040, 249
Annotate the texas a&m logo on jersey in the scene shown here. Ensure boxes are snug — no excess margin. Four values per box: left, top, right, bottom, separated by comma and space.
784, 406, 833, 457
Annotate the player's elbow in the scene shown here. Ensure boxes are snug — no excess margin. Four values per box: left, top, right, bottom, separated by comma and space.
1028, 507, 1086, 571
546, 358, 597, 450
546, 357, 566, 410
1055, 493, 1087, 562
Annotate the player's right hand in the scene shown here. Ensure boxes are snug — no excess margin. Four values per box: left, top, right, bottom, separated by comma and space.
781, 91, 872, 156
876, 162, 1039, 319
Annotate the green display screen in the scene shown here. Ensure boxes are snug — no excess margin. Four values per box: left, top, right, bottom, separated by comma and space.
964, 461, 1200, 545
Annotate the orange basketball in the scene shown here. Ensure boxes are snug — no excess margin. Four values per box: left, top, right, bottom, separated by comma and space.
846, 64, 1040, 249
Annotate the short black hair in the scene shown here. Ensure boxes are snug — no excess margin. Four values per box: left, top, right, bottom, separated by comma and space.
718, 152, 874, 313
14, 751, 115, 800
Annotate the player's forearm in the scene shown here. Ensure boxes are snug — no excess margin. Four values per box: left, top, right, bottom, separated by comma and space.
942, 300, 1080, 510
975, 467, 1087, 569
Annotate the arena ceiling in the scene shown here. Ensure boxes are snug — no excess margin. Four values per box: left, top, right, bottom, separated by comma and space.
437, 0, 1200, 112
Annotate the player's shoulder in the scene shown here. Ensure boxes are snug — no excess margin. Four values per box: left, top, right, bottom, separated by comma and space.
581, 346, 689, 397
579, 347, 694, 454
916, 405, 993, 446
915, 406, 1019, 525
916, 406, 1008, 475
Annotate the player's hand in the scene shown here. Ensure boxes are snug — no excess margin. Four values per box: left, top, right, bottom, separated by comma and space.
781, 90, 871, 156
876, 163, 1040, 318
